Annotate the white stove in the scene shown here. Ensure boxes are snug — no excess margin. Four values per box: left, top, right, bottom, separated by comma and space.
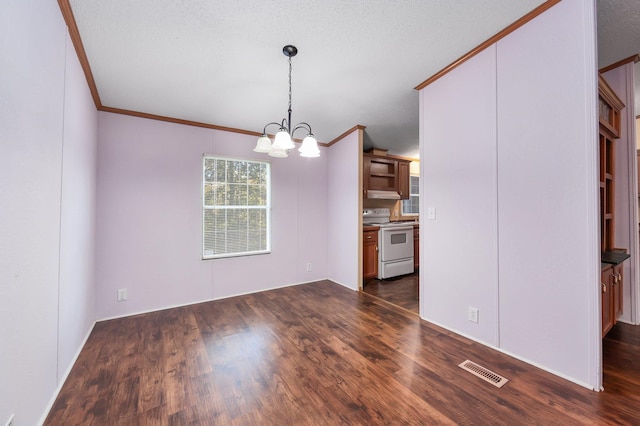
363, 208, 415, 279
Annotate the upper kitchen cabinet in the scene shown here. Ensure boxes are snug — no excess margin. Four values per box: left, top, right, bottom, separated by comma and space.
363, 149, 410, 200
398, 161, 410, 200
598, 74, 624, 253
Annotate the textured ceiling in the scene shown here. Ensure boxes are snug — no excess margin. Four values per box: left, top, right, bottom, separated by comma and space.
597, 0, 640, 115
67, 1, 639, 159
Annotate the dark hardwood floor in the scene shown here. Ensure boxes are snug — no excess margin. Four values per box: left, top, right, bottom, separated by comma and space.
363, 272, 419, 314
46, 280, 640, 425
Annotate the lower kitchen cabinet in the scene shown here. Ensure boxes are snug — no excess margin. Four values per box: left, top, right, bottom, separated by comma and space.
601, 263, 623, 338
363, 228, 379, 280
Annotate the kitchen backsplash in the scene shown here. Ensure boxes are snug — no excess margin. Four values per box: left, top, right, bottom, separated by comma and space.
362, 198, 417, 221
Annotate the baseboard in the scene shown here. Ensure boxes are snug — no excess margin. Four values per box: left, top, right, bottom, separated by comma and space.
96, 278, 332, 322
38, 321, 96, 425
419, 316, 596, 392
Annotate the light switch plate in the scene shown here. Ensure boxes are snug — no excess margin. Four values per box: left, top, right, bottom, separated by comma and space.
427, 207, 436, 220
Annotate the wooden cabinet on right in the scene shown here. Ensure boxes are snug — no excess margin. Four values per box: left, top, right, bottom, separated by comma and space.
601, 263, 623, 338
598, 75, 628, 338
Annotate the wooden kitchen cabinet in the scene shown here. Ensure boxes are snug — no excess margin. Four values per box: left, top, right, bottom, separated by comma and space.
598, 75, 628, 339
413, 225, 419, 269
362, 151, 411, 199
613, 264, 623, 321
363, 228, 379, 279
601, 264, 614, 337
398, 160, 410, 200
367, 156, 397, 192
601, 263, 624, 338
599, 75, 623, 253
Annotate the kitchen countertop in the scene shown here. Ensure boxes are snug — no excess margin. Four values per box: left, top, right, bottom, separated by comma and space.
363, 225, 380, 231
601, 250, 631, 266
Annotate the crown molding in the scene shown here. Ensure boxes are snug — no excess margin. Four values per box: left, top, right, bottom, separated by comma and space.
415, 0, 561, 91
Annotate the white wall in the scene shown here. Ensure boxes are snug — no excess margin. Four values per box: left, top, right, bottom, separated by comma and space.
420, 0, 600, 388
327, 130, 361, 290
496, 0, 598, 386
96, 112, 330, 319
58, 32, 98, 382
420, 45, 499, 346
0, 2, 98, 424
602, 65, 639, 324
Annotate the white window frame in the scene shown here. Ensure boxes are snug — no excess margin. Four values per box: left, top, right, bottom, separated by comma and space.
202, 155, 271, 259
401, 174, 419, 216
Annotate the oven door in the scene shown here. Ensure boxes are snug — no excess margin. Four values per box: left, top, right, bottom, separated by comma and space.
379, 226, 414, 262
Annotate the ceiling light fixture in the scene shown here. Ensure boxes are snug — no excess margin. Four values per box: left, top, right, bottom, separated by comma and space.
253, 45, 320, 158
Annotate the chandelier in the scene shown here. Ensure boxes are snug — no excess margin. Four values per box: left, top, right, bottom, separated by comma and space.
253, 45, 320, 158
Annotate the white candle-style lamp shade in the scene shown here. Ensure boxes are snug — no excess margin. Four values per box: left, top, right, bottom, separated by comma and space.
299, 135, 320, 157
253, 135, 273, 153
268, 147, 288, 158
272, 129, 295, 150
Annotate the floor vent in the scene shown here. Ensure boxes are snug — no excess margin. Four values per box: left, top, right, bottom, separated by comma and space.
458, 360, 509, 388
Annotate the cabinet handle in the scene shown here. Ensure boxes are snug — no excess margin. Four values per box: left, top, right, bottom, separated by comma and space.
602, 282, 607, 293
367, 235, 372, 239
617, 273, 622, 281
375, 245, 378, 252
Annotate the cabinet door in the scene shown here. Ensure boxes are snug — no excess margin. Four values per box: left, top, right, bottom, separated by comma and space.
613, 265, 623, 321
600, 266, 613, 337
398, 161, 410, 199
363, 230, 379, 279
601, 266, 614, 337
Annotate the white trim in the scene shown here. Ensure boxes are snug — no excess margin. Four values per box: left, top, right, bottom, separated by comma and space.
421, 317, 598, 391
201, 155, 271, 259
582, 0, 601, 392
623, 63, 640, 325
96, 279, 330, 322
38, 321, 96, 425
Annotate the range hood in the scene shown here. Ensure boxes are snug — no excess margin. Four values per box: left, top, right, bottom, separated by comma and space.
367, 190, 400, 200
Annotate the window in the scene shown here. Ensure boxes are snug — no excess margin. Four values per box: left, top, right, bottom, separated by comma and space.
202, 156, 270, 259
401, 175, 419, 216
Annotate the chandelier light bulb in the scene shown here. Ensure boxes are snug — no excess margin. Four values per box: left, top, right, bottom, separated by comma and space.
299, 135, 320, 158
253, 135, 273, 153
272, 129, 295, 150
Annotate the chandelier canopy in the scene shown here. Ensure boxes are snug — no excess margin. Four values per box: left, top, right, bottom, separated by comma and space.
253, 45, 320, 158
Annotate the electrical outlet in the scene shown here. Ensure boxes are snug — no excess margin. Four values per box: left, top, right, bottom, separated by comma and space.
306, 262, 312, 272
117, 288, 128, 302
6, 413, 14, 426
468, 307, 479, 323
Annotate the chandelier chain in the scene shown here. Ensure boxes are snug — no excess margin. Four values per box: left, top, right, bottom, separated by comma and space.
288, 56, 292, 117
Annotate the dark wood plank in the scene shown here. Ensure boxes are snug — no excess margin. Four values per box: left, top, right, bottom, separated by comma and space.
363, 272, 419, 313
45, 280, 640, 425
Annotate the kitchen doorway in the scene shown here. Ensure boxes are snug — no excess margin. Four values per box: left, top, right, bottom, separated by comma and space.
361, 168, 421, 315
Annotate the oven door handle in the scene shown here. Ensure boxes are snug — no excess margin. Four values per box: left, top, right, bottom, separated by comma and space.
382, 226, 414, 232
